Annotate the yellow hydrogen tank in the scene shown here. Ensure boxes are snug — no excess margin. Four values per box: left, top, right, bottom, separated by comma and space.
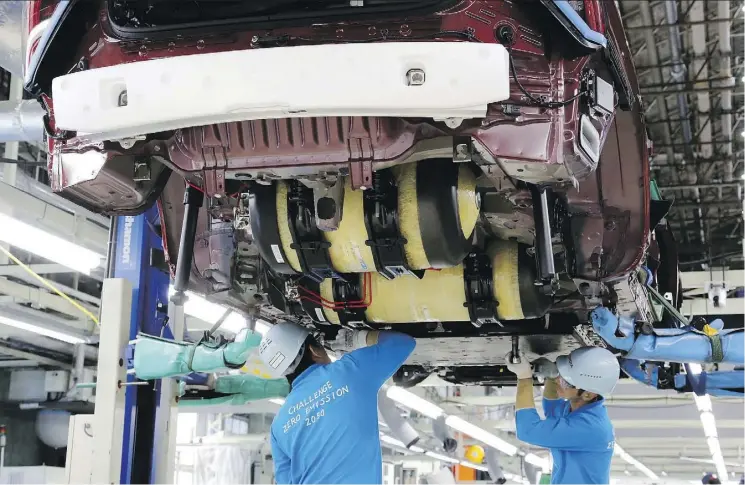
365, 266, 470, 323
321, 179, 377, 273
315, 240, 545, 324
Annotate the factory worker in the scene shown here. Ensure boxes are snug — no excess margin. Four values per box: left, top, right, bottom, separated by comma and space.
506, 346, 620, 484
259, 322, 415, 484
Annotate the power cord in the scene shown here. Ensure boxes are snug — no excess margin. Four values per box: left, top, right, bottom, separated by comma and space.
497, 26, 586, 109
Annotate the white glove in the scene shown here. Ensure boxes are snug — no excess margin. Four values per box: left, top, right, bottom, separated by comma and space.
327, 328, 369, 353
533, 360, 559, 379
505, 351, 533, 380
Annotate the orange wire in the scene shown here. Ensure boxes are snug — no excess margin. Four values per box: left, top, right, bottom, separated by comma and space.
186, 182, 206, 194
298, 273, 372, 310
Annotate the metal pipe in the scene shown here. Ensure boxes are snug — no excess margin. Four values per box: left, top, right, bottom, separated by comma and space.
173, 186, 203, 294
641, 86, 744, 95
662, 0, 704, 248
664, 1, 693, 153
530, 186, 555, 289
672, 201, 742, 210
0, 99, 46, 143
659, 182, 743, 191
653, 139, 739, 147
690, 0, 713, 159
717, 0, 735, 182
639, 2, 676, 167
624, 18, 734, 30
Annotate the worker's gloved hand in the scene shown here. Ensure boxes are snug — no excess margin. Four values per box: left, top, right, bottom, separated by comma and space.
327, 328, 369, 353
533, 359, 559, 379
505, 351, 533, 380
591, 307, 635, 351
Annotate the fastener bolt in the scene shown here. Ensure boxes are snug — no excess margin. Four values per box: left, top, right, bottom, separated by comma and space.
406, 69, 426, 86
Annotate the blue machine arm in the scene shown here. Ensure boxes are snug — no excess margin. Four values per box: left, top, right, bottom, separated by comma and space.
621, 358, 744, 397
591, 308, 744, 365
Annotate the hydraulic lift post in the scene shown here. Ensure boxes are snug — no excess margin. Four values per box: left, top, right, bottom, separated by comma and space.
108, 206, 176, 484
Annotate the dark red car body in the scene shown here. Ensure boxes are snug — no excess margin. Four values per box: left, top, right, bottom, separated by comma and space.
23, 0, 677, 384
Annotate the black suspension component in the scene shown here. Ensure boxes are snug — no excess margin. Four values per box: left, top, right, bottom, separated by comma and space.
328, 276, 367, 326
462, 252, 499, 327
363, 170, 423, 280
286, 181, 336, 283
173, 185, 204, 294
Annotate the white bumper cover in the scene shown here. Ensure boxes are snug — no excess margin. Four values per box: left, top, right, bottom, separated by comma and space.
52, 42, 510, 140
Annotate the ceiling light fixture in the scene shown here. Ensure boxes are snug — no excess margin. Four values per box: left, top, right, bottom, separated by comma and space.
524, 452, 550, 471
459, 461, 488, 472
0, 314, 87, 344
445, 415, 518, 456
425, 451, 460, 464
386, 387, 445, 419
614, 444, 659, 480
169, 287, 269, 334
385, 387, 518, 457
687, 364, 729, 480
269, 398, 285, 406
0, 213, 104, 274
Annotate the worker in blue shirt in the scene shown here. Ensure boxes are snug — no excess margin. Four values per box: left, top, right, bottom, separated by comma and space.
506, 346, 620, 484
258, 322, 415, 484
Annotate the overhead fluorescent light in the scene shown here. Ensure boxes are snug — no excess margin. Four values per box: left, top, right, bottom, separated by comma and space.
379, 434, 425, 453
0, 314, 87, 344
0, 213, 104, 274
386, 387, 445, 419
460, 461, 488, 472
425, 451, 459, 464
380, 435, 406, 448
614, 444, 658, 480
525, 453, 550, 471
169, 287, 269, 334
445, 415, 517, 456
269, 398, 285, 406
700, 411, 718, 437
385, 387, 519, 458
687, 364, 728, 479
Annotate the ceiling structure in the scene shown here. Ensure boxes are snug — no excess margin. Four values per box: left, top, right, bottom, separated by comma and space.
618, 0, 745, 271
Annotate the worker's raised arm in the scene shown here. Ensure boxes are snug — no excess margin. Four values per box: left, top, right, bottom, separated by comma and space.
515, 408, 609, 451
541, 378, 565, 418
331, 329, 415, 388
270, 429, 292, 484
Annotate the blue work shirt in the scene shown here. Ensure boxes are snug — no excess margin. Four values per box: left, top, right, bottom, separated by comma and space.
516, 398, 615, 484
270, 332, 416, 484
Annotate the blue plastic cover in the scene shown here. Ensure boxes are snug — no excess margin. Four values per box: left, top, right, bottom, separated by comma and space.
591, 308, 744, 364
552, 1, 608, 48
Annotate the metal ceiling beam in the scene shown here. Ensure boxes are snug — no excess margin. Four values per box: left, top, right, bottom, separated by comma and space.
659, 182, 743, 190
638, 76, 735, 90
642, 85, 744, 95
0, 342, 73, 369
624, 18, 734, 30
0, 263, 76, 276
672, 202, 742, 210
654, 139, 739, 148
634, 53, 743, 70
638, 0, 678, 178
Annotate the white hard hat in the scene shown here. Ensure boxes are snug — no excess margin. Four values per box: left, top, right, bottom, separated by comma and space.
258, 321, 310, 377
556, 347, 620, 396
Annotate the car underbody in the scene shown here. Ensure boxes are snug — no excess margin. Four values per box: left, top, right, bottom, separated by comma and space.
25, 0, 682, 385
